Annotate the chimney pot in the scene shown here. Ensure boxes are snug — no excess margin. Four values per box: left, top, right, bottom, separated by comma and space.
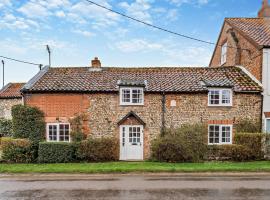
91, 57, 101, 68
258, 0, 270, 18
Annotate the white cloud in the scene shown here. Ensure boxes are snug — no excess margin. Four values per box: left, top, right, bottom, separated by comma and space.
112, 38, 211, 66
55, 10, 66, 18
73, 30, 95, 37
167, 0, 209, 7
0, 0, 11, 8
18, 2, 49, 19
119, 0, 154, 23
114, 39, 163, 53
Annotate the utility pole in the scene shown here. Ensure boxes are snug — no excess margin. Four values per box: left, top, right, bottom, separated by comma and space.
1, 60, 4, 88
46, 45, 51, 67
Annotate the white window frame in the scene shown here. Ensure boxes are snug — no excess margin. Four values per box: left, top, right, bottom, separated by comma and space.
265, 118, 270, 133
208, 88, 232, 107
120, 87, 144, 106
208, 124, 233, 145
46, 123, 71, 142
220, 42, 227, 65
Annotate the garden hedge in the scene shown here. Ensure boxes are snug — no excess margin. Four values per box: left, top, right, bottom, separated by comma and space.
38, 142, 76, 163
0, 118, 13, 137
151, 124, 207, 163
234, 132, 265, 160
12, 105, 45, 142
76, 137, 119, 162
1, 138, 34, 163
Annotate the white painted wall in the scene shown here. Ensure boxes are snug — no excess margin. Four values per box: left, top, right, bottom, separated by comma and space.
262, 48, 270, 132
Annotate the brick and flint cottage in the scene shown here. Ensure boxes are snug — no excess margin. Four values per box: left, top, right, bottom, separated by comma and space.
0, 83, 24, 119
210, 0, 270, 133
21, 57, 262, 160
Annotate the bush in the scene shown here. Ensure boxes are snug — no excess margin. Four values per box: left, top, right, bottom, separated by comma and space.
70, 131, 86, 142
1, 138, 34, 163
234, 133, 265, 160
0, 118, 13, 137
235, 119, 261, 133
218, 145, 253, 161
12, 105, 45, 142
151, 124, 207, 163
76, 137, 119, 162
38, 142, 76, 163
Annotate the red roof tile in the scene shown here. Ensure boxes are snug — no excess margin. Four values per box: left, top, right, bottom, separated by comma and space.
22, 66, 262, 93
226, 18, 270, 47
0, 83, 25, 99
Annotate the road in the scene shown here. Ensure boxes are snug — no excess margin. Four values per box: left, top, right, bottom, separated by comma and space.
1, 173, 270, 200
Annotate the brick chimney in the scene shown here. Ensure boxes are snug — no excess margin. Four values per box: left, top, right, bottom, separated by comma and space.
91, 57, 101, 68
258, 0, 270, 18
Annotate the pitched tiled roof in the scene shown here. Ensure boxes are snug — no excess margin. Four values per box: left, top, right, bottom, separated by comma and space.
22, 66, 262, 93
226, 18, 270, 47
0, 83, 25, 99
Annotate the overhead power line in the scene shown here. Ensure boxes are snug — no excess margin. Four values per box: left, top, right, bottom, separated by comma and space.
0, 55, 42, 66
84, 0, 250, 52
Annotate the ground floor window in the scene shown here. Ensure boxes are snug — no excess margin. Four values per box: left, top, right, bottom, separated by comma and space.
47, 123, 70, 142
208, 124, 232, 145
266, 119, 270, 133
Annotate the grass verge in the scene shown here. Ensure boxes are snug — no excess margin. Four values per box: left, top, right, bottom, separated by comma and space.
0, 161, 270, 173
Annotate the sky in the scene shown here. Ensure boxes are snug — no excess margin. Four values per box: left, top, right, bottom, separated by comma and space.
0, 0, 263, 84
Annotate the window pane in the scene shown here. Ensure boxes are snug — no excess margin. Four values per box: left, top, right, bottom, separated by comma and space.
48, 125, 57, 141
122, 89, 131, 103
59, 124, 70, 142
222, 90, 231, 104
209, 90, 220, 105
221, 126, 231, 144
209, 125, 220, 144
132, 89, 143, 104
266, 119, 270, 133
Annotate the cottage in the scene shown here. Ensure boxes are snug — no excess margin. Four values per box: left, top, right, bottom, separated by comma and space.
0, 83, 24, 119
210, 0, 270, 133
21, 57, 262, 160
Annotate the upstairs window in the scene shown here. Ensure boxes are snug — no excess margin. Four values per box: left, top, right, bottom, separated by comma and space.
47, 123, 70, 142
221, 42, 227, 65
208, 89, 232, 106
120, 87, 144, 105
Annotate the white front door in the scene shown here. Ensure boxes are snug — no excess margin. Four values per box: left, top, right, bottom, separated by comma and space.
120, 125, 143, 160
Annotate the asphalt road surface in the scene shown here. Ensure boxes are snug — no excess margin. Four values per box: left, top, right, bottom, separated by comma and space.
1, 173, 270, 200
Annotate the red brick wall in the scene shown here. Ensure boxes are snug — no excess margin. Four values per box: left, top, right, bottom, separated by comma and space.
24, 93, 90, 133
210, 22, 263, 81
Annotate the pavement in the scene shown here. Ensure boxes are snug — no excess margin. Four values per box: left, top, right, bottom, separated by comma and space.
1, 173, 270, 199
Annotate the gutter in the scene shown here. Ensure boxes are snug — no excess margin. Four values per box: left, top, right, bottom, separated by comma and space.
161, 92, 166, 136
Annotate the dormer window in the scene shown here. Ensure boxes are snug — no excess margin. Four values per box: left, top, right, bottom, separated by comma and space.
120, 87, 144, 105
208, 89, 232, 106
220, 42, 227, 65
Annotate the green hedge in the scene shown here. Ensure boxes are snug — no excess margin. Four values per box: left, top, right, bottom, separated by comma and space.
76, 137, 119, 162
12, 105, 45, 142
1, 138, 34, 163
151, 124, 207, 163
0, 118, 13, 137
234, 133, 265, 160
38, 142, 76, 163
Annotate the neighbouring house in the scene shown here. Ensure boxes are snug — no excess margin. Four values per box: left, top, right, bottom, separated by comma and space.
210, 0, 270, 133
21, 57, 262, 160
0, 83, 24, 119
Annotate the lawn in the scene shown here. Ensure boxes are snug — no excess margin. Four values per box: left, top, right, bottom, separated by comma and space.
0, 161, 270, 173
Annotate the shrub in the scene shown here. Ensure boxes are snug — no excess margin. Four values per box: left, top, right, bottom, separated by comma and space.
0, 118, 13, 137
151, 124, 207, 163
234, 133, 265, 160
235, 119, 261, 133
1, 138, 34, 163
12, 105, 45, 142
38, 142, 76, 163
69, 114, 87, 142
76, 137, 119, 162
219, 145, 253, 161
